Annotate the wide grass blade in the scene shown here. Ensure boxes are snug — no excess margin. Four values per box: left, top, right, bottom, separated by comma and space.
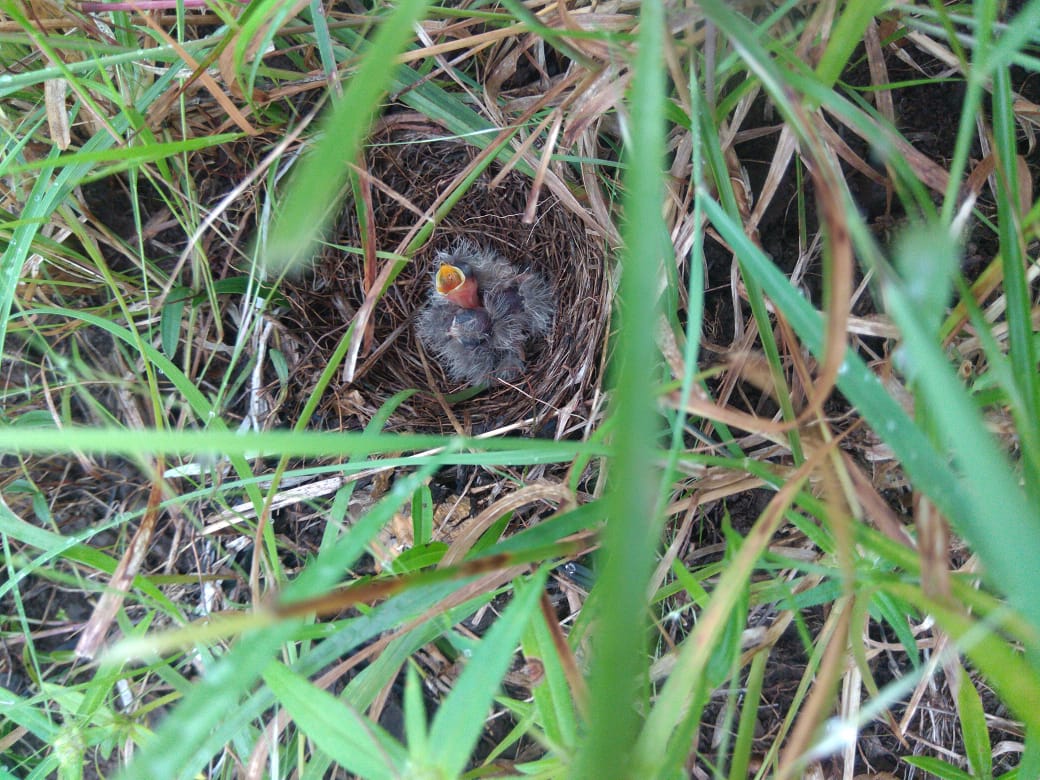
425, 568, 549, 776
264, 662, 408, 779
955, 663, 993, 779
263, 0, 432, 270
884, 222, 1040, 641
570, 2, 666, 777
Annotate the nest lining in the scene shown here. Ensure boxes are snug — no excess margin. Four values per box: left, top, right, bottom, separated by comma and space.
280, 116, 609, 435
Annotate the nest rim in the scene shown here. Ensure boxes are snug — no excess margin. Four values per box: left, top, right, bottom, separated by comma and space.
279, 116, 611, 436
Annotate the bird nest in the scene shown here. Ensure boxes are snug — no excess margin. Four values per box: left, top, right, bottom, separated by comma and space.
279, 115, 610, 435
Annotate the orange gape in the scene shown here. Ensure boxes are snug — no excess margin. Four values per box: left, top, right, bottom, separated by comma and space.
435, 263, 481, 309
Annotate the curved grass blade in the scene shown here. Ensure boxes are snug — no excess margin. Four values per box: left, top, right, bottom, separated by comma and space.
263, 0, 432, 271
426, 568, 549, 777
264, 662, 408, 779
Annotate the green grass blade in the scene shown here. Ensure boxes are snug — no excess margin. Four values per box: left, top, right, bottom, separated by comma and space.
404, 663, 430, 764
1, 134, 241, 177
264, 662, 408, 779
729, 649, 767, 780
814, 1, 889, 88
522, 602, 578, 752
884, 227, 1040, 640
991, 62, 1040, 485
263, 0, 432, 270
1019, 729, 1040, 779
570, 2, 666, 777
426, 568, 549, 777
902, 756, 973, 780
0, 424, 606, 463
955, 663, 993, 780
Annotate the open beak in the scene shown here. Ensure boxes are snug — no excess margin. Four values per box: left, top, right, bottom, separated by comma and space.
436, 263, 480, 309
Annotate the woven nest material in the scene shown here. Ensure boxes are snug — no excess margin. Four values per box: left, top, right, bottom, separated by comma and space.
280, 116, 610, 435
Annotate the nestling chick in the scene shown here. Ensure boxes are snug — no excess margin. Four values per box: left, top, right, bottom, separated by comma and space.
439, 243, 555, 341
414, 242, 554, 386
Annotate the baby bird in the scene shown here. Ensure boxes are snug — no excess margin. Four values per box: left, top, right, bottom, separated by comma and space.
415, 242, 554, 386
